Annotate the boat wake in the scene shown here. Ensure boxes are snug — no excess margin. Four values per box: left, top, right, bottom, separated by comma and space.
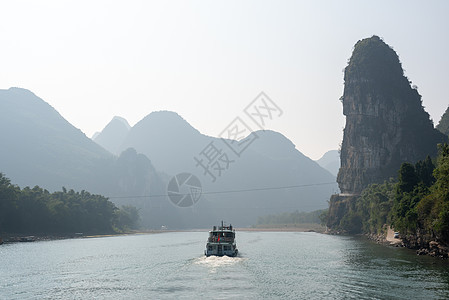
194, 255, 245, 273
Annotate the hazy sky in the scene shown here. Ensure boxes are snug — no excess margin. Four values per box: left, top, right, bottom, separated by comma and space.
2, 1, 448, 159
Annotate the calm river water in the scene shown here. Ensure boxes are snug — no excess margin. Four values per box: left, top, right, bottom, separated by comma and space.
1, 231, 449, 299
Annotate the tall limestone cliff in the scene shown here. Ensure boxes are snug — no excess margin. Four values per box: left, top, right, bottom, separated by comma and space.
337, 36, 446, 195
328, 36, 447, 230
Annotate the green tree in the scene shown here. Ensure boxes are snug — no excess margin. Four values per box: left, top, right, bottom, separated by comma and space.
114, 205, 140, 231
419, 144, 449, 241
397, 163, 418, 193
0, 173, 19, 232
0, 172, 139, 235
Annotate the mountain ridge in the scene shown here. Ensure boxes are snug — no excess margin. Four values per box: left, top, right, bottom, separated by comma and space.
0, 88, 168, 228
93, 116, 131, 155
95, 109, 338, 225
0, 87, 337, 228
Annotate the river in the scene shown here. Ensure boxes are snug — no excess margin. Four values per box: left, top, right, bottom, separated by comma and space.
1, 231, 449, 299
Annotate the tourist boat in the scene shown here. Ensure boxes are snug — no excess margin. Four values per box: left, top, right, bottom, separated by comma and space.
205, 221, 238, 257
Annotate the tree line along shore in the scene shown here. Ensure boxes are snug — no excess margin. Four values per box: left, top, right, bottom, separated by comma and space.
0, 173, 140, 238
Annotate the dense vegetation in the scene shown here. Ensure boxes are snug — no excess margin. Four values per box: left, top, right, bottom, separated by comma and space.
330, 144, 449, 245
256, 209, 327, 226
0, 173, 140, 235
335, 180, 395, 234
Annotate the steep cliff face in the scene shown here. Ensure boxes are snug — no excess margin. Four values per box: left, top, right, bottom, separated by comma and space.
337, 36, 447, 194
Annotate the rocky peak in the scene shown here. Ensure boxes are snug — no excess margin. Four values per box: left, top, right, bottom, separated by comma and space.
94, 116, 131, 155
337, 36, 446, 194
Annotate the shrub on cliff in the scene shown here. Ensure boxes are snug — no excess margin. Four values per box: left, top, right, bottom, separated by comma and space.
391, 159, 434, 234
335, 181, 394, 234
332, 155, 437, 235
416, 144, 449, 242
358, 181, 395, 234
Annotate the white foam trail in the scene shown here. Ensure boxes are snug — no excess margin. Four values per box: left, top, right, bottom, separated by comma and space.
194, 256, 245, 273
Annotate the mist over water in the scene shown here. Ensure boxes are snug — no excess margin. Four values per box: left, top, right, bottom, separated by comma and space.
1, 232, 449, 299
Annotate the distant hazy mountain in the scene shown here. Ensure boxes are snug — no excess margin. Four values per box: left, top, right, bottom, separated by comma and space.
93, 116, 131, 155
120, 111, 210, 174
1, 88, 337, 229
0, 87, 112, 191
0, 88, 167, 228
316, 150, 340, 176
91, 131, 100, 140
115, 111, 338, 225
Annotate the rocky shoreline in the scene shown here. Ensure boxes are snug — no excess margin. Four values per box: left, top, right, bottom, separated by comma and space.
401, 235, 449, 259
366, 231, 449, 259
326, 226, 449, 259
366, 232, 401, 247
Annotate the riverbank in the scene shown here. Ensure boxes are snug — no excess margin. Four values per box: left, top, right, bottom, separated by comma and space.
366, 226, 402, 246
364, 226, 449, 259
0, 230, 169, 244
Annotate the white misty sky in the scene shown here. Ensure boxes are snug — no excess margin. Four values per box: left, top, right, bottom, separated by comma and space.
1, 0, 448, 160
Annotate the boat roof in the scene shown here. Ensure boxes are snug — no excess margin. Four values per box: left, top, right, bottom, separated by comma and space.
209, 229, 234, 233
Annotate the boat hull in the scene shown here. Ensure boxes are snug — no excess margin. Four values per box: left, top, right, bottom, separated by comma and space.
205, 242, 238, 257
205, 222, 238, 257
205, 250, 238, 257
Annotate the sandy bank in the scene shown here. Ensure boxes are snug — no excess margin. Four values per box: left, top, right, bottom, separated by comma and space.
386, 227, 402, 245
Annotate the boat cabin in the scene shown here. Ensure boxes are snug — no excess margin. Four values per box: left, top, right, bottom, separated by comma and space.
205, 222, 238, 257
